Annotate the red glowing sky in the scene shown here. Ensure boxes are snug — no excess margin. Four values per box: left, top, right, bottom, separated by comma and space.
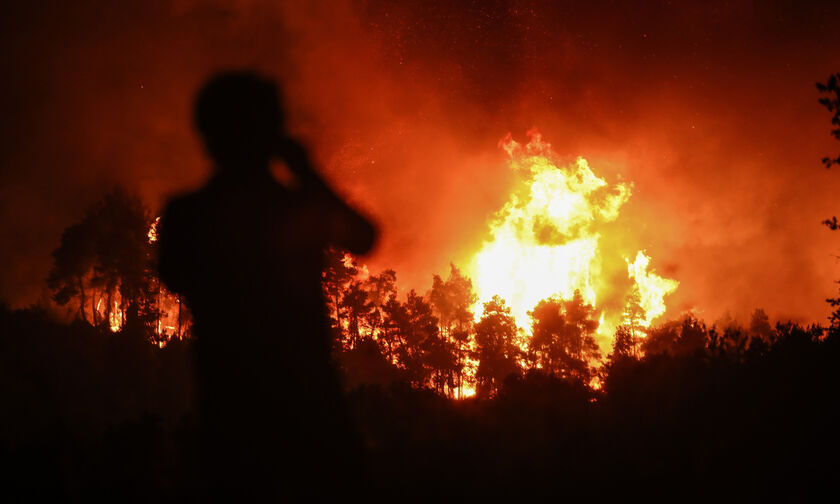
1, 0, 839, 325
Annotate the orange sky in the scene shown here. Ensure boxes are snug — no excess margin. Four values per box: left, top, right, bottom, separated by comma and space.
1, 0, 839, 326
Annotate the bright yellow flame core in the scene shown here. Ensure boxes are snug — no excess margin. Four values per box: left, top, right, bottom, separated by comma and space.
469, 131, 678, 349
627, 250, 679, 326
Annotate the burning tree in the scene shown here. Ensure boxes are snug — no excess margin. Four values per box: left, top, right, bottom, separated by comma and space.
48, 188, 158, 330
323, 246, 361, 342
47, 187, 187, 342
325, 130, 684, 396
39, 130, 685, 396
429, 264, 477, 397
326, 253, 472, 398
364, 269, 397, 341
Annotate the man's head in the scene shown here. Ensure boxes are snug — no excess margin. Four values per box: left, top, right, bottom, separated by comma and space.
194, 71, 285, 172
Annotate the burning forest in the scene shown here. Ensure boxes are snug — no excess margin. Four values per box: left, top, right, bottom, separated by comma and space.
320, 129, 684, 398
1, 0, 840, 500
38, 130, 683, 399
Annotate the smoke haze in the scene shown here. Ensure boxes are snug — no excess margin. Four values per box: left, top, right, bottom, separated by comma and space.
1, 0, 839, 325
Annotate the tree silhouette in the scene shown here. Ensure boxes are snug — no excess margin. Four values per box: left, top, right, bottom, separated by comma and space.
47, 187, 159, 333
363, 268, 397, 342
817, 73, 840, 327
744, 307, 774, 355
47, 221, 96, 322
642, 315, 706, 357
609, 325, 639, 362
608, 288, 647, 363
816, 73, 840, 170
528, 291, 601, 384
429, 264, 477, 335
382, 290, 448, 389
94, 189, 158, 330
748, 308, 772, 340
340, 280, 372, 349
707, 324, 750, 360
323, 246, 359, 336
424, 326, 460, 395
622, 286, 646, 351
474, 295, 520, 397
338, 336, 403, 389
429, 264, 477, 397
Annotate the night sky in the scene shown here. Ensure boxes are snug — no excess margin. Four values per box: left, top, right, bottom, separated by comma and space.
1, 0, 839, 325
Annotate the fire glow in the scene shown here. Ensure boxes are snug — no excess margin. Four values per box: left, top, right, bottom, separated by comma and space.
105, 216, 186, 343
468, 130, 678, 349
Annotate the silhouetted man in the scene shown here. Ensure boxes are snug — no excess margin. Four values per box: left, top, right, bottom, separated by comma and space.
157, 72, 376, 499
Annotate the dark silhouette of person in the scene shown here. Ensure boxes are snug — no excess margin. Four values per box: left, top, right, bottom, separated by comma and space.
157, 71, 376, 499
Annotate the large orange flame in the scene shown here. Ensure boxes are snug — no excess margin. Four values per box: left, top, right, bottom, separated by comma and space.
468, 130, 678, 350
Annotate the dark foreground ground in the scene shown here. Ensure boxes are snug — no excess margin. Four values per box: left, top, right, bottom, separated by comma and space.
1, 304, 838, 501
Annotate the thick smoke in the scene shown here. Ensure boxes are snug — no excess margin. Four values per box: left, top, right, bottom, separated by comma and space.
1, 0, 839, 325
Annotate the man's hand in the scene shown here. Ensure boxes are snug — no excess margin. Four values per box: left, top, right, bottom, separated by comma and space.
275, 136, 314, 180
